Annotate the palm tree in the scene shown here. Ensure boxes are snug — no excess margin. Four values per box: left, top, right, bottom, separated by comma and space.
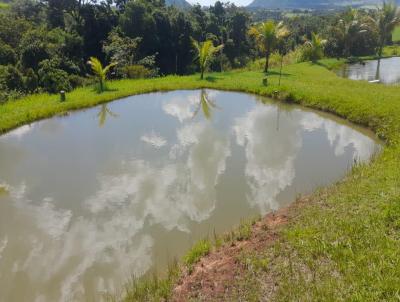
87, 57, 117, 92
304, 33, 327, 62
191, 39, 224, 80
249, 20, 289, 73
336, 8, 370, 57
367, 1, 400, 58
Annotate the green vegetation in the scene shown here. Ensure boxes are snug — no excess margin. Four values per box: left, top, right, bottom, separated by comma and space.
191, 39, 224, 79
1, 0, 399, 103
303, 32, 326, 62
117, 261, 180, 302
0, 2, 9, 10
249, 20, 289, 72
366, 1, 400, 58
87, 57, 117, 93
392, 25, 400, 42
183, 239, 211, 273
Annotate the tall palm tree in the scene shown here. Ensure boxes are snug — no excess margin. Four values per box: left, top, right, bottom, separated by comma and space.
87, 57, 117, 92
191, 39, 224, 80
249, 20, 289, 73
304, 33, 327, 62
367, 1, 400, 58
336, 8, 370, 57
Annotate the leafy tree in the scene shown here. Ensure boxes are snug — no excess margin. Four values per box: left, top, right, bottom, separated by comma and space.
249, 20, 289, 73
103, 30, 141, 68
191, 39, 223, 79
38, 59, 72, 93
24, 68, 39, 92
87, 56, 117, 92
3, 66, 24, 91
11, 0, 44, 23
0, 42, 16, 65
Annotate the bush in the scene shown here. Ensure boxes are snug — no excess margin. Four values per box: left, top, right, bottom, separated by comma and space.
2, 65, 24, 91
24, 68, 38, 92
0, 42, 16, 65
121, 64, 152, 79
38, 65, 71, 93
68, 74, 86, 88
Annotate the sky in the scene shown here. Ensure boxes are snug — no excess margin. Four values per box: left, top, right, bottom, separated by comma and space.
187, 0, 253, 7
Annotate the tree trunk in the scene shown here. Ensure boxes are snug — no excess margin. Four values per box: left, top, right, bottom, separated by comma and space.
175, 53, 178, 74
264, 47, 271, 73
200, 68, 204, 80
279, 55, 283, 85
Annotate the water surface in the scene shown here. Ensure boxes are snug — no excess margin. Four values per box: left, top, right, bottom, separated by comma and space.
337, 56, 400, 84
0, 90, 380, 301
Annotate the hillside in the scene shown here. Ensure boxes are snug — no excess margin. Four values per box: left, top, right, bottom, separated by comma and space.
165, 0, 191, 8
247, 0, 395, 9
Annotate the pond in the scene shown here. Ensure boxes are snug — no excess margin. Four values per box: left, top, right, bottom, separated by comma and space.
0, 89, 380, 301
336, 56, 400, 84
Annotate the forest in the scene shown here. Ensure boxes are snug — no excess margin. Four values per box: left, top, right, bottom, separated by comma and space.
0, 0, 397, 101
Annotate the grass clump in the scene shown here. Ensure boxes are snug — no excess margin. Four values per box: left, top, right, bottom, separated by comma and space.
184, 239, 211, 273
119, 261, 180, 302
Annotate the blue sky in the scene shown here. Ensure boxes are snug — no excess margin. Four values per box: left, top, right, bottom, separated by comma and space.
188, 0, 253, 7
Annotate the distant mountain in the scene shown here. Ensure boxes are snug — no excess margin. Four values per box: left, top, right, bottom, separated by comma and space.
247, 0, 391, 9
165, 0, 191, 8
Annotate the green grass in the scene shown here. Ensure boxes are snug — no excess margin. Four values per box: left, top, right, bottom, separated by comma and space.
1, 59, 400, 301
393, 25, 400, 42
183, 239, 211, 273
0, 2, 10, 10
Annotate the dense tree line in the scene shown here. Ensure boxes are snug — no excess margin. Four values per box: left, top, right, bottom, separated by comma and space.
0, 0, 255, 99
0, 0, 398, 101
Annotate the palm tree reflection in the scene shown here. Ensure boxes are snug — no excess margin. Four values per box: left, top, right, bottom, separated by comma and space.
97, 104, 118, 127
192, 89, 219, 120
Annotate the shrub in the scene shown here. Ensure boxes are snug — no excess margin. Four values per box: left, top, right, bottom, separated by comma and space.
68, 74, 86, 88
24, 68, 38, 92
0, 42, 16, 65
38, 65, 71, 93
122, 64, 152, 79
2, 65, 24, 91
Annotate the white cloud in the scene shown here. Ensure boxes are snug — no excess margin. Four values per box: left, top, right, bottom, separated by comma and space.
140, 131, 167, 148
234, 106, 301, 213
300, 112, 378, 161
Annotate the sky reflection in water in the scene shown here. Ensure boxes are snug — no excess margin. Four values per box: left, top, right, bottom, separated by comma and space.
0, 89, 379, 301
337, 56, 400, 84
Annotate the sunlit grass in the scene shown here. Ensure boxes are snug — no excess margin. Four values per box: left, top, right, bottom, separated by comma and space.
184, 239, 211, 273
0, 2, 10, 10
392, 25, 400, 42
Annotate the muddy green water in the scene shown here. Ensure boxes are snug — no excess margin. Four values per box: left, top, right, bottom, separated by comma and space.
0, 89, 380, 301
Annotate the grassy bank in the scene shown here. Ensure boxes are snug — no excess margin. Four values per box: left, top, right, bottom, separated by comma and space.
1, 60, 400, 301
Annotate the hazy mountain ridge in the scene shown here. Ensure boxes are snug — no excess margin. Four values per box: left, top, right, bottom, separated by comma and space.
165, 0, 191, 8
247, 0, 396, 9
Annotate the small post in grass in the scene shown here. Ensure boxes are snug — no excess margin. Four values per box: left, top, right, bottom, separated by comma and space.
60, 90, 66, 102
262, 76, 268, 86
